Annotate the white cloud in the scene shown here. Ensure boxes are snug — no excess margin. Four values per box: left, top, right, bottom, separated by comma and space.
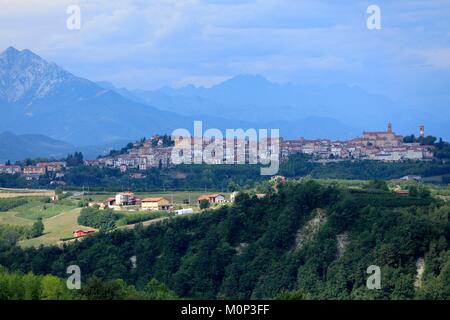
0, 0, 449, 99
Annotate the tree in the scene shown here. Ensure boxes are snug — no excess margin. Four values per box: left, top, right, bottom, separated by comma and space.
144, 278, 178, 299
228, 181, 238, 192
30, 217, 44, 238
199, 199, 210, 210
66, 152, 84, 167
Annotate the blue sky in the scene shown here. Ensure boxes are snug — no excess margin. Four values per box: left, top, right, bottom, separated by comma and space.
1, 0, 450, 104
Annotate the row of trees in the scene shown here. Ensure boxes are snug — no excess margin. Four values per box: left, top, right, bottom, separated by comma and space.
0, 266, 177, 300
0, 219, 44, 246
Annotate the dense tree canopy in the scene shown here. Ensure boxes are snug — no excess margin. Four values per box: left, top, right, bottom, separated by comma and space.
0, 181, 447, 300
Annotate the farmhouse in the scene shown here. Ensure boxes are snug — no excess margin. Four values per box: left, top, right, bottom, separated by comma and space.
73, 229, 96, 238
197, 194, 226, 204
105, 197, 116, 208
115, 192, 136, 206
394, 189, 410, 196
141, 197, 172, 211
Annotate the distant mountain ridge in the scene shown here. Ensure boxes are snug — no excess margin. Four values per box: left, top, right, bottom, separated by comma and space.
0, 131, 73, 162
0, 47, 197, 146
1, 46, 448, 147
115, 75, 449, 140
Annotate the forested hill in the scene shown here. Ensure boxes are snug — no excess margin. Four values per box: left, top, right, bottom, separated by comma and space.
0, 181, 449, 299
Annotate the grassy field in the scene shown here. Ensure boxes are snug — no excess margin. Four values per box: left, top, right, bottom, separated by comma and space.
0, 188, 55, 198
11, 198, 77, 220
0, 189, 228, 247
18, 208, 94, 248
0, 210, 34, 226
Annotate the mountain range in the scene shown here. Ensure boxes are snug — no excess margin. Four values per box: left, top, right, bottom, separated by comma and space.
0, 46, 448, 161
103, 76, 450, 140
0, 131, 73, 163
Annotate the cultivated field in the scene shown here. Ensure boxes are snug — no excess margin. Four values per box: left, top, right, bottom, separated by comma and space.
19, 208, 93, 248
1, 189, 228, 248
0, 188, 55, 198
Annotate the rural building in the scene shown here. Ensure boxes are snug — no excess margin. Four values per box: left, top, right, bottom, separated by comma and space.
23, 166, 46, 176
399, 175, 422, 182
197, 194, 226, 204
394, 189, 410, 196
115, 192, 136, 206
36, 162, 65, 172
0, 165, 21, 174
141, 197, 172, 211
105, 197, 116, 208
73, 229, 96, 238
175, 208, 194, 215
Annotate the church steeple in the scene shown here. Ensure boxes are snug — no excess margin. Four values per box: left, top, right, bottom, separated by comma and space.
387, 122, 392, 133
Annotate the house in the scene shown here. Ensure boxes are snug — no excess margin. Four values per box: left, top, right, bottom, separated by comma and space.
0, 165, 21, 174
36, 162, 65, 172
394, 189, 410, 196
197, 194, 226, 204
175, 208, 194, 215
141, 197, 172, 211
73, 229, 96, 238
84, 160, 100, 166
105, 197, 116, 208
399, 175, 422, 182
23, 166, 46, 176
115, 192, 136, 206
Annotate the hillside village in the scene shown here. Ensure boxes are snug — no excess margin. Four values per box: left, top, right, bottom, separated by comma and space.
0, 124, 436, 180
86, 123, 435, 172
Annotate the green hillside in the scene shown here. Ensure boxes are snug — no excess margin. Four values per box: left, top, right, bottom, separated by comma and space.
0, 180, 448, 300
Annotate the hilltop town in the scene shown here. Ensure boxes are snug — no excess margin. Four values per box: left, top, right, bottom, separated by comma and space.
0, 124, 437, 180
88, 123, 435, 172
282, 124, 434, 162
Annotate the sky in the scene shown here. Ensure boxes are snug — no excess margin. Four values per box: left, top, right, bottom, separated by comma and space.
1, 0, 450, 104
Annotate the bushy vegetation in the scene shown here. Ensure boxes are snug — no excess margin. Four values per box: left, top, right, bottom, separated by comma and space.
0, 266, 177, 300
0, 221, 45, 247
0, 198, 28, 211
77, 207, 119, 231
0, 180, 447, 300
117, 211, 167, 225
78, 207, 166, 230
2, 154, 450, 191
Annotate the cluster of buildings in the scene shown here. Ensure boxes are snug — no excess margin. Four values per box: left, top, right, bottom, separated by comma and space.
82, 125, 434, 174
0, 125, 436, 181
281, 124, 434, 161
88, 192, 232, 213
0, 161, 66, 180
83, 135, 277, 173
84, 136, 172, 173
89, 192, 174, 212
